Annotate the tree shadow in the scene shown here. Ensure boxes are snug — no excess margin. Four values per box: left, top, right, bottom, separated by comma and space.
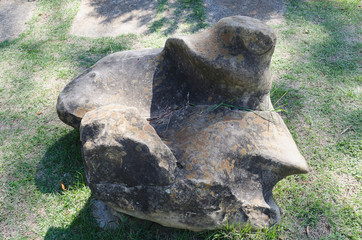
148, 0, 208, 35
89, 0, 157, 25
205, 0, 286, 25
276, 0, 361, 139
281, 0, 360, 82
79, 0, 208, 36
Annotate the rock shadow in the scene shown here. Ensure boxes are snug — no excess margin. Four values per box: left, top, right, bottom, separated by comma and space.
43, 195, 209, 239
35, 129, 83, 194
34, 119, 209, 238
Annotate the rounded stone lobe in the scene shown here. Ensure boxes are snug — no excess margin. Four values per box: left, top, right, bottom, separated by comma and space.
80, 105, 177, 187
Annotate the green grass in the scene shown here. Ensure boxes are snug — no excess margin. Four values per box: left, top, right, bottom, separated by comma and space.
0, 0, 361, 239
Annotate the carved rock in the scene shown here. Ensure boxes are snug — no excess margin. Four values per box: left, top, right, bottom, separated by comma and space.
57, 16, 308, 231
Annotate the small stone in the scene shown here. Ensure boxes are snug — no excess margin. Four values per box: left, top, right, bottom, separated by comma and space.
92, 200, 121, 229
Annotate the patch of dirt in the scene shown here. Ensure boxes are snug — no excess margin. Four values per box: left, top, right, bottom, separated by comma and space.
334, 172, 360, 200
298, 217, 332, 240
205, 0, 285, 25
70, 0, 286, 37
70, 0, 157, 37
0, 0, 36, 42
23, 210, 42, 240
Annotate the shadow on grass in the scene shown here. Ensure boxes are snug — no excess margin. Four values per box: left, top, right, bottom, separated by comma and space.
0, 37, 21, 49
35, 129, 83, 194
283, 0, 360, 80
34, 130, 211, 239
274, 0, 361, 154
43, 196, 210, 240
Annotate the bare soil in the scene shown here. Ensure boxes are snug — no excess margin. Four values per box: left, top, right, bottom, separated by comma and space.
70, 0, 157, 37
0, 0, 285, 40
205, 0, 285, 25
70, 0, 285, 37
0, 0, 36, 42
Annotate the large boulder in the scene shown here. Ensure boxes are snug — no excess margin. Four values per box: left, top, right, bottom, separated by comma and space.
57, 16, 308, 231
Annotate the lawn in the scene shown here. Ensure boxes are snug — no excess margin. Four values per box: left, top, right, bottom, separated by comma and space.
0, 0, 360, 239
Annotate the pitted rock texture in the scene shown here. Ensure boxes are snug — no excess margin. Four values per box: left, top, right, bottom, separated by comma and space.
81, 105, 177, 187
57, 16, 308, 231
57, 16, 276, 129
164, 16, 276, 109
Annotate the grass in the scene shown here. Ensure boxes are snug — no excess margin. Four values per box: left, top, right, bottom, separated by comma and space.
0, 0, 360, 239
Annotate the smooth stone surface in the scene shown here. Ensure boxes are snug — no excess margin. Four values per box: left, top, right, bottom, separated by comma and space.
57, 48, 164, 129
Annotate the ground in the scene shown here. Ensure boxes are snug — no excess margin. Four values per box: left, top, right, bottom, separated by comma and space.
0, 0, 285, 39
0, 0, 36, 42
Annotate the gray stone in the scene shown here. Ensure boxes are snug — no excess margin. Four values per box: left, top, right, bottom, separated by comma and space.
92, 200, 122, 229
57, 16, 309, 231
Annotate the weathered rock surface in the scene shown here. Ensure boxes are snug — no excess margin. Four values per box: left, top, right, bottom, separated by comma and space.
57, 16, 308, 231
164, 16, 276, 110
81, 105, 177, 187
